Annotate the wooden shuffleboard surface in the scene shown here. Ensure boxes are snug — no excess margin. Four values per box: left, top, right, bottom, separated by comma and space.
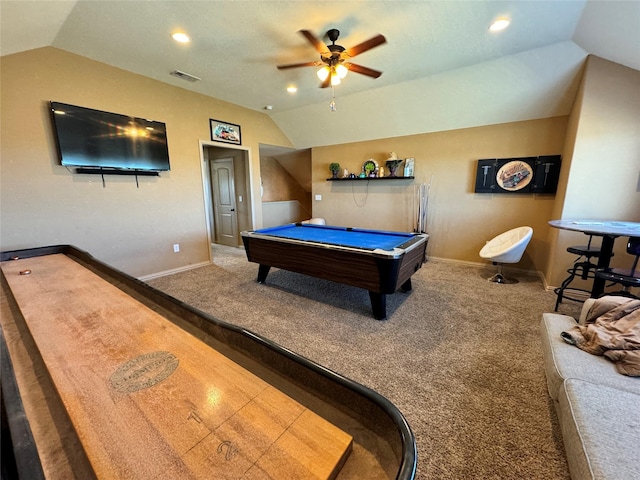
1, 254, 352, 479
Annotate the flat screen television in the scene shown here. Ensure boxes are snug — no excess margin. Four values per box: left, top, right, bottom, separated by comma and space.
50, 101, 170, 173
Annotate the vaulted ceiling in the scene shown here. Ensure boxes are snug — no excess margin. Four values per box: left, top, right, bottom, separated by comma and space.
2, 1, 638, 148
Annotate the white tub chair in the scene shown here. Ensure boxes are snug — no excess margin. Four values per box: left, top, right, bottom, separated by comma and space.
480, 226, 533, 283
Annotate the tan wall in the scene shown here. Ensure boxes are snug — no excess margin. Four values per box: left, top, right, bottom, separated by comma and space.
260, 155, 312, 225
0, 47, 292, 277
311, 118, 568, 273
546, 56, 640, 289
3, 48, 637, 286
274, 149, 313, 192
260, 156, 311, 212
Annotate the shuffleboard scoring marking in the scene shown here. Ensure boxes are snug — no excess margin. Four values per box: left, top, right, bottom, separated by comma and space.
1, 254, 353, 479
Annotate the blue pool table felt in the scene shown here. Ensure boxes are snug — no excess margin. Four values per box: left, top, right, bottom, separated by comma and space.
255, 224, 415, 251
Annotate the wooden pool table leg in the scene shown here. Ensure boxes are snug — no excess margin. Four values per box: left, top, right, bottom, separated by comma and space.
257, 265, 271, 283
368, 292, 387, 320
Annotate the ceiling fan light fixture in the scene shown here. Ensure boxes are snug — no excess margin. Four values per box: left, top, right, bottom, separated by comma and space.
278, 28, 385, 91
335, 63, 348, 79
330, 70, 341, 86
317, 66, 330, 81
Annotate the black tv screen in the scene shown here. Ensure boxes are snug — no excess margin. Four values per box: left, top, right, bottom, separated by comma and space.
50, 101, 170, 172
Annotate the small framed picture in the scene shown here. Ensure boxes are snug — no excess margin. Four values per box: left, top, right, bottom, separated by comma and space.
210, 119, 241, 145
404, 157, 415, 177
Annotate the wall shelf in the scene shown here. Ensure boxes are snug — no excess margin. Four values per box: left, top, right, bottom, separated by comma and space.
327, 176, 414, 181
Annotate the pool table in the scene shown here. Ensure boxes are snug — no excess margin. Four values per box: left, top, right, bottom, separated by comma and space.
241, 224, 429, 320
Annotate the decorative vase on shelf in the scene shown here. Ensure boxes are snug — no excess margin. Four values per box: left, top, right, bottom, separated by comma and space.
329, 162, 340, 178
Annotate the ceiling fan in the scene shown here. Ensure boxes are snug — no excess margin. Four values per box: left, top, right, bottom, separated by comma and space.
277, 29, 386, 88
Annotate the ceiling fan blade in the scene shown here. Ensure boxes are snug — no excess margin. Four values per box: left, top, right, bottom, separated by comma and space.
299, 29, 327, 54
346, 63, 383, 78
345, 34, 386, 57
319, 75, 331, 88
277, 61, 321, 70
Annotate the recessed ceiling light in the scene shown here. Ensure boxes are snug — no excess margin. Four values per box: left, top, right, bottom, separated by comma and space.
489, 18, 510, 32
286, 85, 298, 93
171, 32, 191, 43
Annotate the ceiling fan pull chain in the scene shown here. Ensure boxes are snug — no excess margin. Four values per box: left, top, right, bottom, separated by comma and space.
330, 86, 337, 111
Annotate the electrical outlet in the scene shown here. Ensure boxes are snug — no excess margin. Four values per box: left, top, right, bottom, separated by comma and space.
173, 244, 180, 253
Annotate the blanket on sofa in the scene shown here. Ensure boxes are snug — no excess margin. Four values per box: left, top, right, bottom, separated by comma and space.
561, 298, 640, 376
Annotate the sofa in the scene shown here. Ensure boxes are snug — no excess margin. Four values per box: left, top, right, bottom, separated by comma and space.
540, 296, 640, 480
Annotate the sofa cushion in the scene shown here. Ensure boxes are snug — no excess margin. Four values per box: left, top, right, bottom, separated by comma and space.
558, 378, 640, 480
540, 313, 640, 402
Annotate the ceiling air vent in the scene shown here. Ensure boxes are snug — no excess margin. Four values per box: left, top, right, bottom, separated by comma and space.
170, 70, 201, 82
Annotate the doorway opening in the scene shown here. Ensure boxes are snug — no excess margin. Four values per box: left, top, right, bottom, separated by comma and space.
200, 142, 252, 251
200, 141, 311, 258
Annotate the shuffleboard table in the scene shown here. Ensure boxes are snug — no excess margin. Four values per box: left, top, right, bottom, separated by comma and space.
241, 224, 429, 320
0, 245, 417, 479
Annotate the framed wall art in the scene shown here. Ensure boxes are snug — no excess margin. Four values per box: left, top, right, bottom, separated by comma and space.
210, 119, 241, 145
404, 158, 415, 177
474, 155, 561, 194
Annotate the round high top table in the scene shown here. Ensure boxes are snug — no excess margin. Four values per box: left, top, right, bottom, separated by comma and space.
549, 220, 640, 297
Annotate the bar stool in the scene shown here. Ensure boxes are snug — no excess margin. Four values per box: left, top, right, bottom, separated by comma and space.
594, 236, 640, 298
554, 235, 603, 310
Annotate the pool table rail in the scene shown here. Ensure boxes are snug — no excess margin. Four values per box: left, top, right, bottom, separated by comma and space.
244, 230, 423, 259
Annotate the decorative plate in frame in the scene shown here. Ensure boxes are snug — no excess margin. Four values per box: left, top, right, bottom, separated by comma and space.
362, 159, 378, 174
496, 160, 533, 191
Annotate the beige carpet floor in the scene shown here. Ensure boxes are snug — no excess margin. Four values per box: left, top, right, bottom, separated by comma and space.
149, 244, 584, 479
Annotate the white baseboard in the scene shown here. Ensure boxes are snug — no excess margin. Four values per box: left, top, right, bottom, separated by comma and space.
139, 261, 211, 281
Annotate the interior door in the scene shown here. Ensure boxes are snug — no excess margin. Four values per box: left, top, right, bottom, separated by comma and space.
211, 158, 239, 246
